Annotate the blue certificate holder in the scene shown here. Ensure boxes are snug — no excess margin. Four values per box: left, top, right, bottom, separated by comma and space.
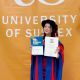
30, 36, 43, 55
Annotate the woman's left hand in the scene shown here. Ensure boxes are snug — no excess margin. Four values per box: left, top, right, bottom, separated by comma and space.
55, 47, 60, 58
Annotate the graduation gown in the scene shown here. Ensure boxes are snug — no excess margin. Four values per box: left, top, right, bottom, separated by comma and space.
30, 39, 64, 80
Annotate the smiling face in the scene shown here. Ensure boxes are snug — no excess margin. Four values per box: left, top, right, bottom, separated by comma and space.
43, 23, 52, 36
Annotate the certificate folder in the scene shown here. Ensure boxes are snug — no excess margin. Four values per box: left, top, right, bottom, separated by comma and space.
30, 36, 43, 55
44, 37, 58, 57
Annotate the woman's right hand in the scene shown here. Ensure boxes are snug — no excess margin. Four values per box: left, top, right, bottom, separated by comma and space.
29, 45, 32, 53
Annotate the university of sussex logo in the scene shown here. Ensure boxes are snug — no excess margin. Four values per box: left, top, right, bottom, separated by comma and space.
14, 0, 64, 7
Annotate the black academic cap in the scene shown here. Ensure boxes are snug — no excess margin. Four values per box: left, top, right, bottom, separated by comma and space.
41, 19, 57, 28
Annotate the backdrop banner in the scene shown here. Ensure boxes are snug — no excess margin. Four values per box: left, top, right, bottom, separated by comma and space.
0, 0, 80, 80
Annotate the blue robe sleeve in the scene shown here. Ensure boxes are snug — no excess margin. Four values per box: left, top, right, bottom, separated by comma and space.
54, 41, 64, 80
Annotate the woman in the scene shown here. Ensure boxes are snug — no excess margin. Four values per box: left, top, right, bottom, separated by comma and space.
30, 19, 64, 80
